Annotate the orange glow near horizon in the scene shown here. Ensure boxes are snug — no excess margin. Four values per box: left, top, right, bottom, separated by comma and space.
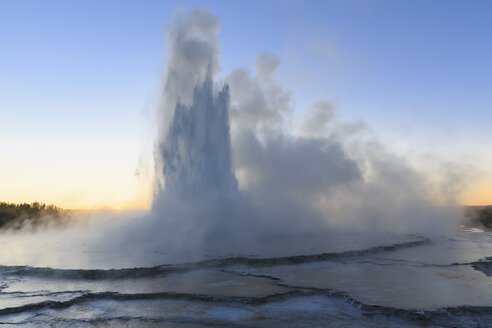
2, 177, 490, 210
460, 177, 492, 206
1, 135, 490, 209
0, 193, 152, 211
0, 136, 154, 211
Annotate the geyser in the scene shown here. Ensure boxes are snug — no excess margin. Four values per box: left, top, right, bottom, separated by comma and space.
141, 8, 462, 255
155, 71, 237, 201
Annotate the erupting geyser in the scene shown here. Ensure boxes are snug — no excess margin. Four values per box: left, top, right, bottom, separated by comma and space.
150, 70, 243, 250
156, 71, 238, 201
145, 8, 460, 252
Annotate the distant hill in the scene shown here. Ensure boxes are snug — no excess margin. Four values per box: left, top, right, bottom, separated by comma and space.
0, 202, 71, 231
464, 205, 492, 230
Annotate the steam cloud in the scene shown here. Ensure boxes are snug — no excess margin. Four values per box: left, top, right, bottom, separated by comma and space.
140, 7, 461, 259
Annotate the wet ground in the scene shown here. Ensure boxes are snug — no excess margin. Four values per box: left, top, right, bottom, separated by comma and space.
0, 230, 490, 327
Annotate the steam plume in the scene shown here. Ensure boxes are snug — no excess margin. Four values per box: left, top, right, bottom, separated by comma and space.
144, 8, 461, 258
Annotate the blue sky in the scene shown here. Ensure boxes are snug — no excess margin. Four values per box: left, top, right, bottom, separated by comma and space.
1, 0, 491, 207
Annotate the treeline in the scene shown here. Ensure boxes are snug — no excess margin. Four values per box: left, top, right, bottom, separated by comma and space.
465, 206, 492, 229
0, 202, 70, 231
